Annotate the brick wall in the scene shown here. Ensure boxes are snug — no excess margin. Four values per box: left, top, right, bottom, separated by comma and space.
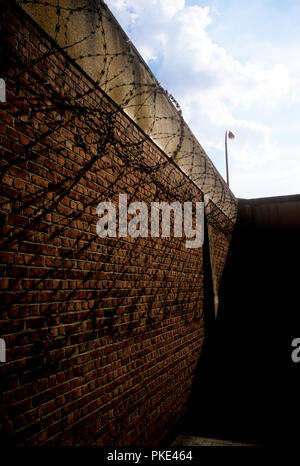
0, 1, 213, 446
205, 200, 234, 315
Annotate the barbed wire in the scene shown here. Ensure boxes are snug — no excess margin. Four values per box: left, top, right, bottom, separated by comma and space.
14, 0, 237, 224
0, 1, 204, 335
0, 0, 237, 444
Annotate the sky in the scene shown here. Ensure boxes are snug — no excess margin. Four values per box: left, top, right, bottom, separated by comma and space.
105, 0, 300, 199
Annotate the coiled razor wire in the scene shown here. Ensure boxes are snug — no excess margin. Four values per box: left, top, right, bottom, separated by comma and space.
12, 0, 237, 229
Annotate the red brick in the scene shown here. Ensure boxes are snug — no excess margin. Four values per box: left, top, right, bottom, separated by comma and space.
0, 0, 233, 448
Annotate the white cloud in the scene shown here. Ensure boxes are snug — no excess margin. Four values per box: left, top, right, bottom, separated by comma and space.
105, 0, 300, 197
161, 0, 185, 19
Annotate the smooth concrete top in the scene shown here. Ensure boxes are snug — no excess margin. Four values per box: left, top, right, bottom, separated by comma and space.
17, 0, 237, 221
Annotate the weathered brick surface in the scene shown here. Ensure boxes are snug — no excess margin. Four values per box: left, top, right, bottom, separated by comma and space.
0, 1, 231, 446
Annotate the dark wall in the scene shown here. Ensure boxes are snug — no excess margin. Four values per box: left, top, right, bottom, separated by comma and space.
238, 193, 300, 229
181, 194, 300, 445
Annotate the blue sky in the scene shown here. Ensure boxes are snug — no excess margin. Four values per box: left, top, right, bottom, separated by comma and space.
106, 0, 300, 198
